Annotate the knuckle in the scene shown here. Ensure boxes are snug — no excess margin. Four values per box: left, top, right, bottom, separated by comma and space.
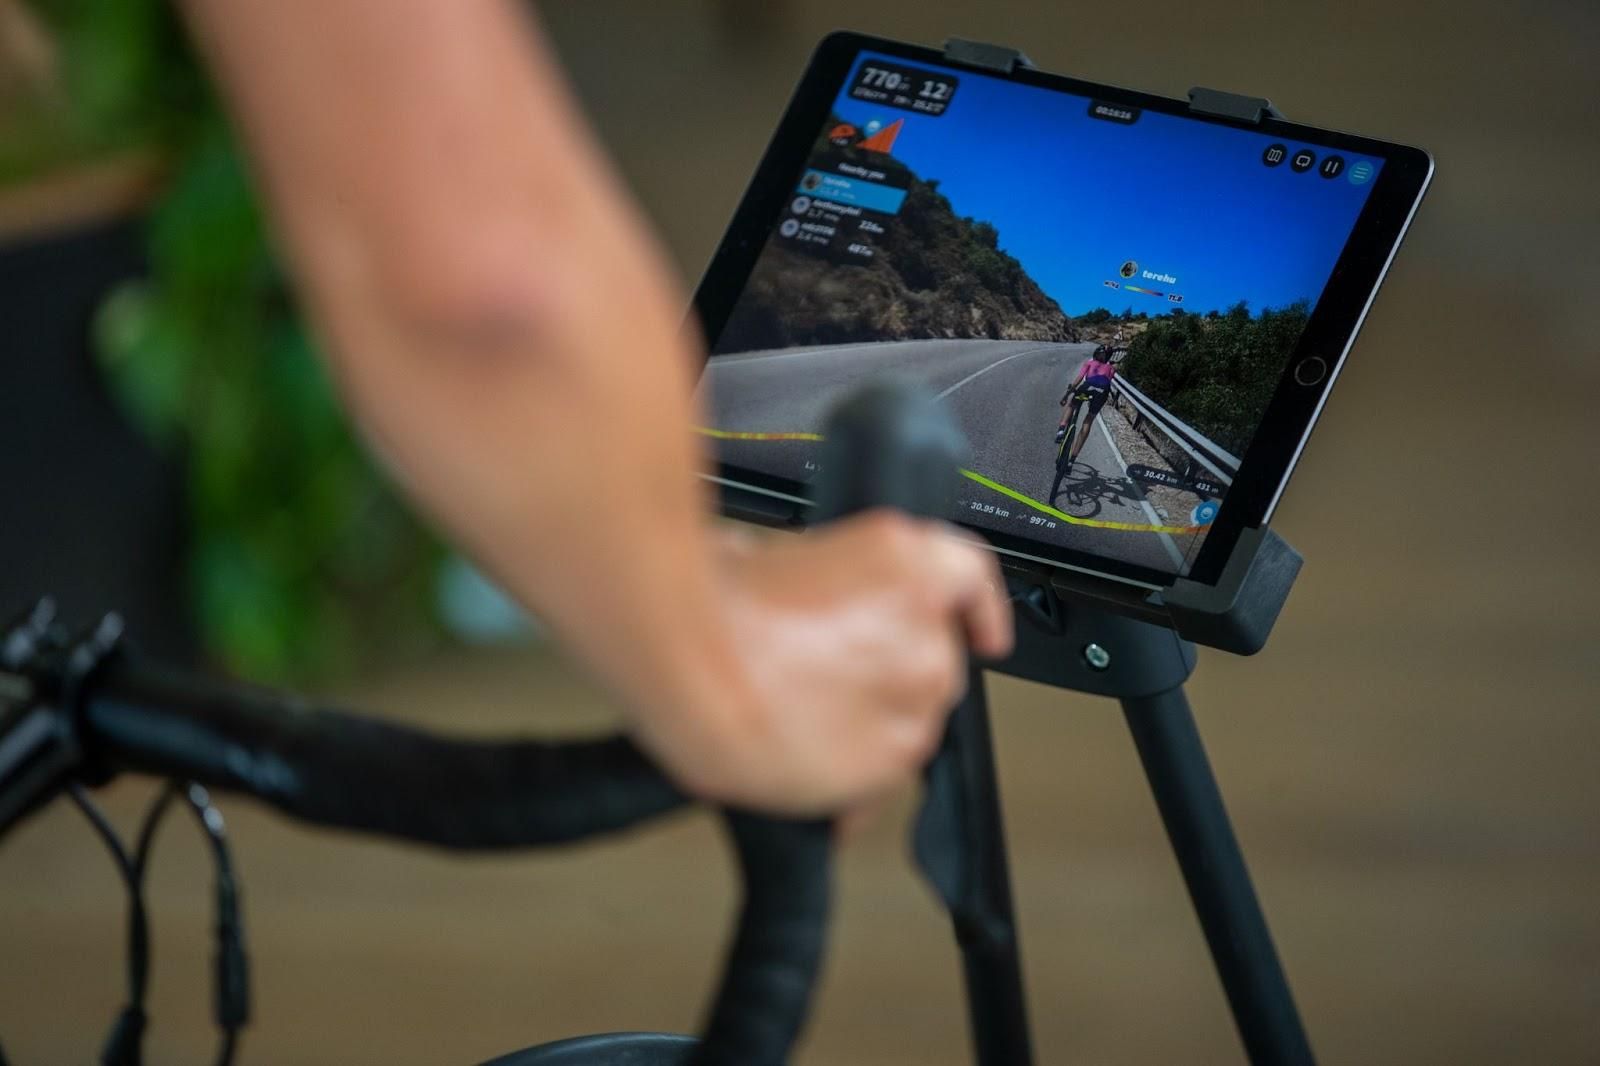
913, 669, 944, 710
905, 707, 947, 766
887, 659, 942, 718
675, 759, 735, 806
945, 653, 970, 705
917, 648, 959, 707
863, 509, 923, 557
907, 577, 945, 617
886, 715, 935, 771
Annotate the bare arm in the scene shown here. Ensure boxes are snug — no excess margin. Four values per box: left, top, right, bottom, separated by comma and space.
179, 0, 1011, 812
178, 0, 725, 718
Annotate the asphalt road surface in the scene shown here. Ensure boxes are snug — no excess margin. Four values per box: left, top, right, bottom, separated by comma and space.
700, 339, 1192, 575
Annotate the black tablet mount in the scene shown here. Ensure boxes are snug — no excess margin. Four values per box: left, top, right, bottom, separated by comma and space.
715, 42, 1316, 1065
941, 35, 1284, 126
913, 530, 1312, 1066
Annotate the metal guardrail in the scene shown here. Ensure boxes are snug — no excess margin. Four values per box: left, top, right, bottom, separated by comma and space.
1111, 376, 1242, 485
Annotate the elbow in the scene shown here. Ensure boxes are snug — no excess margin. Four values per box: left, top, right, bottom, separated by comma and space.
366, 223, 563, 356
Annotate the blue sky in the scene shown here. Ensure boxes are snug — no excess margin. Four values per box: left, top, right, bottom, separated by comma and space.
828, 51, 1383, 317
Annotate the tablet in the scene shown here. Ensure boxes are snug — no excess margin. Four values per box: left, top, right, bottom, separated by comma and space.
693, 32, 1432, 589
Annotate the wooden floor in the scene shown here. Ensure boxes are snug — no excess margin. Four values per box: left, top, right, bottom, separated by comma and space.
2, 630, 1595, 1065
3, 0, 1597, 1062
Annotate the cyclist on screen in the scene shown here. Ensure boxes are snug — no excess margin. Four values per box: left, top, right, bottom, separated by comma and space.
172, 0, 1013, 820
1054, 345, 1118, 468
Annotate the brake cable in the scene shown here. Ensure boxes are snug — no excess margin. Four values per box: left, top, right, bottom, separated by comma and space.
65, 783, 153, 1065
133, 782, 249, 1066
55, 778, 247, 1066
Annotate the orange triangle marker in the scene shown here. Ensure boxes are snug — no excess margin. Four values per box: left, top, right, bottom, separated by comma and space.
857, 118, 904, 153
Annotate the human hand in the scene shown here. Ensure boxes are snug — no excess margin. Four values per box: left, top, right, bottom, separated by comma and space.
631, 513, 1013, 817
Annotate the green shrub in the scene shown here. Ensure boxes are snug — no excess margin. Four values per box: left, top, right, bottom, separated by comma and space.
1121, 301, 1311, 456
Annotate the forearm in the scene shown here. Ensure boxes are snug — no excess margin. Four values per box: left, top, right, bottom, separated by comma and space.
179, 0, 736, 723
316, 230, 730, 725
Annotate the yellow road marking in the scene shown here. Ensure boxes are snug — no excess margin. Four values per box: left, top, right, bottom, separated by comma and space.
957, 468, 1200, 535
695, 427, 824, 442
696, 427, 1203, 536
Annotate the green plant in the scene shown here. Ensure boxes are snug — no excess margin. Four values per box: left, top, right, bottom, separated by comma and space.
10, 0, 444, 679
0, 1, 200, 184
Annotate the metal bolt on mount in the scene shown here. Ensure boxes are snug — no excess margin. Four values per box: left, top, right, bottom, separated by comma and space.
1082, 643, 1111, 671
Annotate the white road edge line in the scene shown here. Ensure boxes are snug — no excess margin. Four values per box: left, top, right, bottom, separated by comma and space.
712, 338, 970, 367
933, 343, 1070, 400
1095, 415, 1186, 571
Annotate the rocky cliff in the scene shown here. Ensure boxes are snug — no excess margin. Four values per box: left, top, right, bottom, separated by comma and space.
717, 121, 1077, 353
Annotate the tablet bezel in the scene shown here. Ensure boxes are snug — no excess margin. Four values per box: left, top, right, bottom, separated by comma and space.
691, 30, 1433, 589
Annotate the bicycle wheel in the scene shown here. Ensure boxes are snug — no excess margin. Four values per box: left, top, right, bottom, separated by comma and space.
481, 1032, 696, 1066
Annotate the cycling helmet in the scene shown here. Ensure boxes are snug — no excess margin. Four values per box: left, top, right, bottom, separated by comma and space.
1092, 344, 1112, 360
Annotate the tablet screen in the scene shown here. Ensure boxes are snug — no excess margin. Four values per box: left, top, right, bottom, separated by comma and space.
698, 47, 1389, 583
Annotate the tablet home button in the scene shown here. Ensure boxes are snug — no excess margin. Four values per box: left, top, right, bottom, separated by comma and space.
1294, 356, 1328, 386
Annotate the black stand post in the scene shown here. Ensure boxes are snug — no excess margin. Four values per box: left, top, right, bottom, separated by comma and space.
912, 535, 1316, 1065
916, 668, 1033, 1066
1123, 687, 1315, 1065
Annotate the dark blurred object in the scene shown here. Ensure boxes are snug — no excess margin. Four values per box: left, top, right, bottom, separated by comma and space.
0, 216, 194, 661
483, 1033, 694, 1065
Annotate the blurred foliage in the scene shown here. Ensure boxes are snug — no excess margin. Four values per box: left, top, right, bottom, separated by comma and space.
0, 1, 200, 183
1121, 301, 1310, 456
8, 0, 444, 679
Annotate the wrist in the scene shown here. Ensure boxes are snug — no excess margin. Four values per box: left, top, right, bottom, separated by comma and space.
612, 530, 759, 800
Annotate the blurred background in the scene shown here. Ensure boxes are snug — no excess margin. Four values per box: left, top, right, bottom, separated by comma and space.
1, 0, 1595, 1063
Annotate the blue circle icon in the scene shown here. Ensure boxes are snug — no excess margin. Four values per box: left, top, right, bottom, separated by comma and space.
1191, 501, 1219, 526
1347, 160, 1375, 186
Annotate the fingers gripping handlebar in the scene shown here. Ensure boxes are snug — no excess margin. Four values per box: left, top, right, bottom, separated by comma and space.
0, 381, 971, 1066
